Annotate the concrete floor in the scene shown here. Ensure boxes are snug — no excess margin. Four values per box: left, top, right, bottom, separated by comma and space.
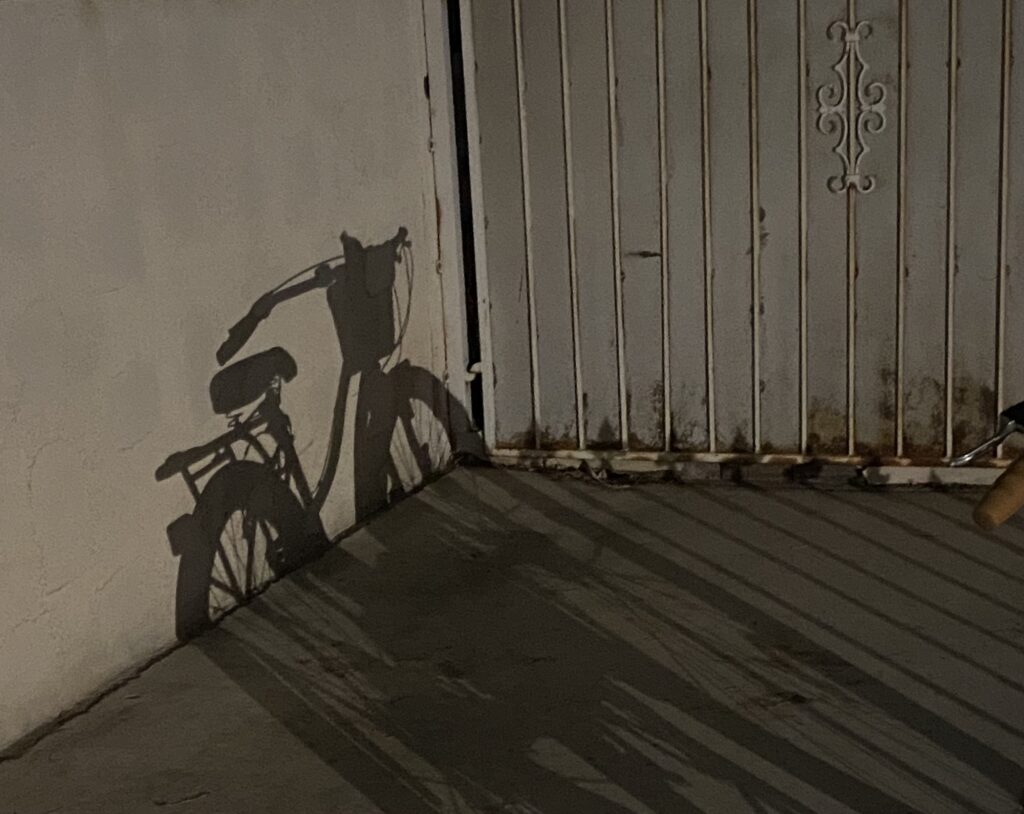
4, 468, 1024, 813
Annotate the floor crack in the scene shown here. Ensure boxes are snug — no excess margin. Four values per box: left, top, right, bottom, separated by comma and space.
153, 790, 210, 807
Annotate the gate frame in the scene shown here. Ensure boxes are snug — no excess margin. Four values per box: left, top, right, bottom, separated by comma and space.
450, 0, 1007, 484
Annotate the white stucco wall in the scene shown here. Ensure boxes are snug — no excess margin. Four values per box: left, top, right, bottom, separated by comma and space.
0, 0, 460, 749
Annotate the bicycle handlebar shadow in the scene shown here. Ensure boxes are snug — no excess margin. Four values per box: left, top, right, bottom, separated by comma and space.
155, 226, 481, 639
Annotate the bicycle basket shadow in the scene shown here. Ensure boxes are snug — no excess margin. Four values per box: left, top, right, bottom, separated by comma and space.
154, 227, 477, 641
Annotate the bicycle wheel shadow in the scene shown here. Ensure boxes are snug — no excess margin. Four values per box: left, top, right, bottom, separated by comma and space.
155, 226, 481, 640
329, 229, 480, 520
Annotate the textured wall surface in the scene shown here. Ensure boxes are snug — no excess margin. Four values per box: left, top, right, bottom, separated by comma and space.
0, 0, 456, 748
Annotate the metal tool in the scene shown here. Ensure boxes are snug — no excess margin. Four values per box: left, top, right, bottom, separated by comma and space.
950, 401, 1024, 466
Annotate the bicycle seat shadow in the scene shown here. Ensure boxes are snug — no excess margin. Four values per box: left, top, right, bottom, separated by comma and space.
209, 346, 297, 415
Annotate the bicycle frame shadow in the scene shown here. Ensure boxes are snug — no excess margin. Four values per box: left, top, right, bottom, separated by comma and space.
154, 226, 479, 640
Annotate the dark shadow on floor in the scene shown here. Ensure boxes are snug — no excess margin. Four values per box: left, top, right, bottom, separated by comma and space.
190, 470, 1024, 813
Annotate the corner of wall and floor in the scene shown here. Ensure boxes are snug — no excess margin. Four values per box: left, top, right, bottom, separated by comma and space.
0, 0, 469, 752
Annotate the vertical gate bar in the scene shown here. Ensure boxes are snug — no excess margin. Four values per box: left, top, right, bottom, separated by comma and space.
657, 0, 672, 452
945, 0, 959, 459
847, 191, 857, 457
798, 0, 808, 453
997, 0, 1012, 458
511, 0, 541, 448
700, 0, 717, 452
748, 0, 762, 452
896, 0, 908, 457
606, 0, 629, 450
457, 0, 496, 451
846, 0, 857, 457
557, 0, 586, 450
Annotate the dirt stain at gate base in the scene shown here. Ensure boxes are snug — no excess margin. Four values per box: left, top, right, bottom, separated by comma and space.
806, 398, 847, 456
539, 423, 578, 451
902, 376, 945, 458
952, 379, 997, 455
855, 365, 897, 456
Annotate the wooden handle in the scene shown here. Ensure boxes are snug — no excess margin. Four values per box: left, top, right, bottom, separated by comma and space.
974, 455, 1024, 530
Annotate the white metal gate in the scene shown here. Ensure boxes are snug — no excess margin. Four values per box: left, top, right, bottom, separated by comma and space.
461, 0, 1024, 466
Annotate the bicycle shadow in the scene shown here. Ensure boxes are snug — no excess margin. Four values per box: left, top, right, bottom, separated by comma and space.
155, 227, 479, 640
